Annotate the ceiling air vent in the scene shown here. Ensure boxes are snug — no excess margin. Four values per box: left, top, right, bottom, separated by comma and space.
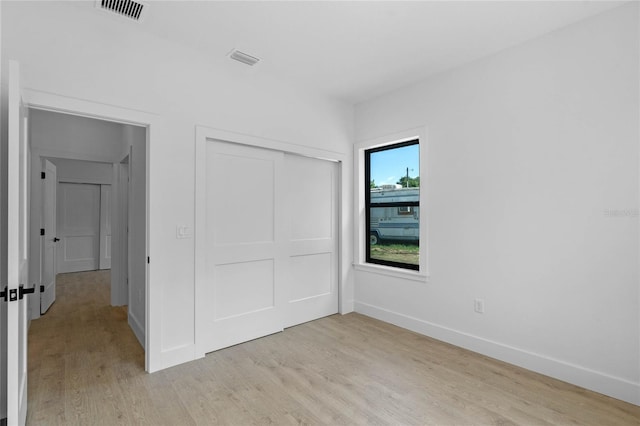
96, 0, 147, 22
229, 49, 260, 67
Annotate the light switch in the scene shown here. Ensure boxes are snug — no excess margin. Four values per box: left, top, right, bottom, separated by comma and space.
176, 225, 193, 239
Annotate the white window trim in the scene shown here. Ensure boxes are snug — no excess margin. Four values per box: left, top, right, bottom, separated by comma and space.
353, 126, 429, 282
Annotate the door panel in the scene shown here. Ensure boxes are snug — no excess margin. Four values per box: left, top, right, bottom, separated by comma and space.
213, 154, 276, 245
6, 59, 29, 426
41, 159, 58, 314
284, 155, 339, 327
288, 253, 332, 301
99, 185, 112, 270
112, 161, 129, 307
213, 259, 275, 320
201, 141, 285, 353
57, 183, 100, 273
288, 158, 334, 241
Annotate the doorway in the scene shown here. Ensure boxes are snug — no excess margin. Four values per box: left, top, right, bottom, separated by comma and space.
56, 182, 109, 274
27, 108, 147, 352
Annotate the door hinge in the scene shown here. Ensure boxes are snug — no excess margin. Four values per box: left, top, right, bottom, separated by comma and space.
40, 228, 45, 236
147, 256, 150, 264
41, 171, 46, 179
40, 285, 45, 293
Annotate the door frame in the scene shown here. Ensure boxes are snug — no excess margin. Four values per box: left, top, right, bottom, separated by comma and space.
194, 125, 349, 359
23, 89, 157, 372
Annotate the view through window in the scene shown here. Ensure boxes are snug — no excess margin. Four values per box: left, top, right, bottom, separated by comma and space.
365, 140, 420, 270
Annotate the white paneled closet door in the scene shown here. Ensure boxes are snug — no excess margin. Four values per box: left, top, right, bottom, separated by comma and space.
197, 140, 339, 354
283, 154, 339, 328
201, 141, 286, 353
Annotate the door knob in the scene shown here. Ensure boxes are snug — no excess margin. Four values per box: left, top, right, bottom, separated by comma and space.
53, 237, 60, 242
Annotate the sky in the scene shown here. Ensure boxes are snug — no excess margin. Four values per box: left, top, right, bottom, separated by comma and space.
370, 143, 420, 187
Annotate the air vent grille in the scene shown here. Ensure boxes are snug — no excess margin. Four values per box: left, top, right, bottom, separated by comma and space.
229, 49, 260, 66
97, 0, 146, 21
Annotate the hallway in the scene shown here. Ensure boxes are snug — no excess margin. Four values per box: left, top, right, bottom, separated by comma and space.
27, 271, 144, 424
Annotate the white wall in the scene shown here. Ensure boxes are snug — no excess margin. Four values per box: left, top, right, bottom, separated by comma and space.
1, 1, 354, 371
30, 108, 124, 163
354, 3, 639, 405
50, 158, 113, 185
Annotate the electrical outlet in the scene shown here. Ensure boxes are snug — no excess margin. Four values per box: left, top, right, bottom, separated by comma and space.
474, 298, 485, 314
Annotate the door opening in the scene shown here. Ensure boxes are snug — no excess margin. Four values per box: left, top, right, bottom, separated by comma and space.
26, 108, 147, 360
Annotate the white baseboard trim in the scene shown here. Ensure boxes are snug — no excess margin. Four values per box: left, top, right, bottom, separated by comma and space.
128, 311, 145, 350
355, 301, 640, 406
159, 344, 202, 371
340, 298, 355, 315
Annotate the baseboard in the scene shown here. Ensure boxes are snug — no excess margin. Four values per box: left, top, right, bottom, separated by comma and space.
159, 344, 202, 371
128, 311, 145, 350
355, 301, 640, 406
340, 298, 355, 314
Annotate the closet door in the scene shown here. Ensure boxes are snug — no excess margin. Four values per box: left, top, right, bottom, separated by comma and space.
199, 141, 286, 353
196, 139, 340, 355
57, 183, 100, 273
283, 154, 339, 327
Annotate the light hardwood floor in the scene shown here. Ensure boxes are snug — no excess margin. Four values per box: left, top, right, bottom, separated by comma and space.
27, 271, 640, 425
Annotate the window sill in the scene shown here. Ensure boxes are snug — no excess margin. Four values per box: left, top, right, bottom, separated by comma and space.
353, 263, 429, 283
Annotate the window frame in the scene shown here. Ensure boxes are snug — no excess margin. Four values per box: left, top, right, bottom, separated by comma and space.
365, 139, 420, 271
354, 126, 428, 282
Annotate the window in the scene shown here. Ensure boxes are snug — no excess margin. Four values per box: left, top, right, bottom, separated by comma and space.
365, 140, 420, 270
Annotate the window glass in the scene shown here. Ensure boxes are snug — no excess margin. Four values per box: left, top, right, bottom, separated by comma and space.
365, 140, 419, 270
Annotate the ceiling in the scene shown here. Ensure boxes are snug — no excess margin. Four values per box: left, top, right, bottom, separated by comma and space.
85, 0, 626, 104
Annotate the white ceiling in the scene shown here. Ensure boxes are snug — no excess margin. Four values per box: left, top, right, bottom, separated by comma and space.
87, 0, 626, 104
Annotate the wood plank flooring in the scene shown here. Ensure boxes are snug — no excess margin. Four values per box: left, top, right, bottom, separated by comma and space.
27, 271, 640, 425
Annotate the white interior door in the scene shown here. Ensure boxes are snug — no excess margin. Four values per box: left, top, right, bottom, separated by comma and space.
40, 159, 58, 314
199, 141, 285, 353
56, 183, 100, 273
99, 185, 112, 270
284, 155, 339, 327
6, 59, 30, 426
120, 161, 129, 305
